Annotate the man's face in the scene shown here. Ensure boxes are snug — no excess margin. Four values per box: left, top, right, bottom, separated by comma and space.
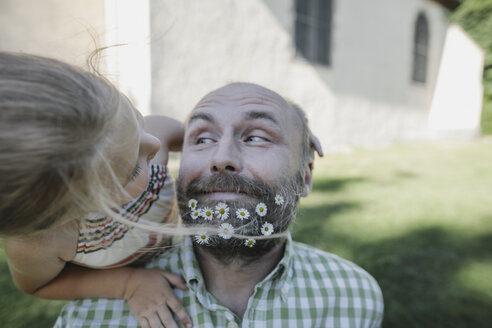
177, 83, 308, 262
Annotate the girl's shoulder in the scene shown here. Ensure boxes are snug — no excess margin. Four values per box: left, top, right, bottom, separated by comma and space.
4, 221, 79, 294
4, 221, 79, 263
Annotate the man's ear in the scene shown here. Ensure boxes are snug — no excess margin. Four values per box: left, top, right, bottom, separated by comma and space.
301, 161, 313, 197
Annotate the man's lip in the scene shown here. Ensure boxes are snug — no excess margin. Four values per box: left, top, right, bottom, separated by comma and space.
199, 191, 249, 201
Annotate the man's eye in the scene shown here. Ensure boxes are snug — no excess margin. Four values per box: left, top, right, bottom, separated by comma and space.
245, 136, 267, 142
197, 138, 214, 144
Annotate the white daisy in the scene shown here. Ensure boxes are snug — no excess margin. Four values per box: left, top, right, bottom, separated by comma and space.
188, 199, 198, 209
255, 203, 268, 217
194, 232, 210, 245
244, 238, 256, 247
274, 194, 284, 205
218, 223, 234, 239
190, 209, 201, 220
261, 222, 274, 236
215, 202, 230, 220
201, 207, 214, 221
236, 208, 250, 220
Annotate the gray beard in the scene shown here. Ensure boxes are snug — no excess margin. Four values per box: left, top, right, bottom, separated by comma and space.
176, 172, 303, 266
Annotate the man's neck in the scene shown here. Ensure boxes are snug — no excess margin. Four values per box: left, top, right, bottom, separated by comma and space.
195, 241, 286, 319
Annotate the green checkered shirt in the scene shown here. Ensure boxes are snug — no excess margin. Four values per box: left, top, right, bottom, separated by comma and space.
55, 235, 384, 327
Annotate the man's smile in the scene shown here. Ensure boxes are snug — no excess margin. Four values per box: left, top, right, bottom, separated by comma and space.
198, 190, 251, 201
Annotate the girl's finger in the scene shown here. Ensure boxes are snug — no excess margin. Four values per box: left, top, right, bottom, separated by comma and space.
167, 297, 193, 328
160, 271, 188, 290
157, 307, 178, 328
145, 313, 164, 328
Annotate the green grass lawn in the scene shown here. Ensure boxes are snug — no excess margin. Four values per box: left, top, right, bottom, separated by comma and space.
293, 137, 492, 327
1, 137, 492, 327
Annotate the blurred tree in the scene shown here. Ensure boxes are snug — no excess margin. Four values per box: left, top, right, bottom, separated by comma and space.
451, 0, 492, 134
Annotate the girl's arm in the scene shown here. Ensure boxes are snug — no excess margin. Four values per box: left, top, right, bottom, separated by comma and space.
4, 222, 78, 295
144, 115, 184, 165
35, 266, 191, 328
4, 224, 192, 328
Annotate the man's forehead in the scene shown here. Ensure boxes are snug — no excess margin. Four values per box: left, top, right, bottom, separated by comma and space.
188, 83, 293, 123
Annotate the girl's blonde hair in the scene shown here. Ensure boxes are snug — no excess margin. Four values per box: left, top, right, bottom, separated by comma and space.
0, 52, 133, 237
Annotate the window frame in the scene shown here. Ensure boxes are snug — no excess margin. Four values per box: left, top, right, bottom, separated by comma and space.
294, 0, 333, 66
412, 12, 430, 84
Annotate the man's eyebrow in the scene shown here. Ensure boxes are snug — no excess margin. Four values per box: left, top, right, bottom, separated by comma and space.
244, 110, 279, 125
188, 112, 214, 125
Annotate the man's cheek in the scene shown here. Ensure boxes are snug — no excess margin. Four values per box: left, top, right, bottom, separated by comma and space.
179, 162, 204, 186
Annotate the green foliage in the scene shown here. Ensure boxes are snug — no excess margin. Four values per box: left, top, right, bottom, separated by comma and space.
481, 99, 492, 134
451, 0, 492, 133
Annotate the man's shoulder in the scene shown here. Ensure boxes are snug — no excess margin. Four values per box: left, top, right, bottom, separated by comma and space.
146, 239, 183, 271
292, 241, 368, 270
290, 241, 383, 294
286, 241, 384, 326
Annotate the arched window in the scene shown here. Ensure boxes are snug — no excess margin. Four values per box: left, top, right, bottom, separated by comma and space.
295, 0, 333, 65
412, 12, 429, 83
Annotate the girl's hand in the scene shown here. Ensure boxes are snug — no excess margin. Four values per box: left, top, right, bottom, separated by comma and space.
123, 269, 192, 328
144, 115, 184, 166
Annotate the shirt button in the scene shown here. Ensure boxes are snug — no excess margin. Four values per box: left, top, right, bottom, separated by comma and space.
224, 312, 234, 321
227, 322, 239, 328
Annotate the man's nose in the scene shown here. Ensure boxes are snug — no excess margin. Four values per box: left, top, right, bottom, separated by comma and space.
210, 137, 242, 174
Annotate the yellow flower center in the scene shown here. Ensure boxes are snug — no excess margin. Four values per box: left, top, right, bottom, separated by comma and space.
201, 235, 206, 240
265, 227, 269, 231
260, 208, 264, 212
206, 211, 211, 216
240, 212, 245, 216
219, 208, 225, 214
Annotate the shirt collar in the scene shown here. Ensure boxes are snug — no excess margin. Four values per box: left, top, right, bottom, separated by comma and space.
178, 234, 295, 302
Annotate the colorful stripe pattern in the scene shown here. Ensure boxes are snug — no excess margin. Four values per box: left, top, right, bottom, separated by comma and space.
72, 164, 177, 268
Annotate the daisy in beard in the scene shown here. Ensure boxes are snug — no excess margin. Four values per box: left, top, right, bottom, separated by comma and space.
255, 203, 267, 217
236, 208, 250, 220
218, 223, 234, 239
274, 194, 284, 205
194, 232, 210, 245
190, 209, 201, 220
188, 199, 198, 209
244, 238, 256, 248
201, 207, 214, 221
261, 222, 274, 236
215, 202, 229, 220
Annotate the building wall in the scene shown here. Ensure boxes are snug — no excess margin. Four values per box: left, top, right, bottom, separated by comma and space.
150, 0, 458, 150
0, 0, 482, 150
428, 24, 484, 137
0, 0, 105, 67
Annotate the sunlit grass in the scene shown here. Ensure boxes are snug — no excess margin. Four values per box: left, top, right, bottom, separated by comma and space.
456, 260, 492, 298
